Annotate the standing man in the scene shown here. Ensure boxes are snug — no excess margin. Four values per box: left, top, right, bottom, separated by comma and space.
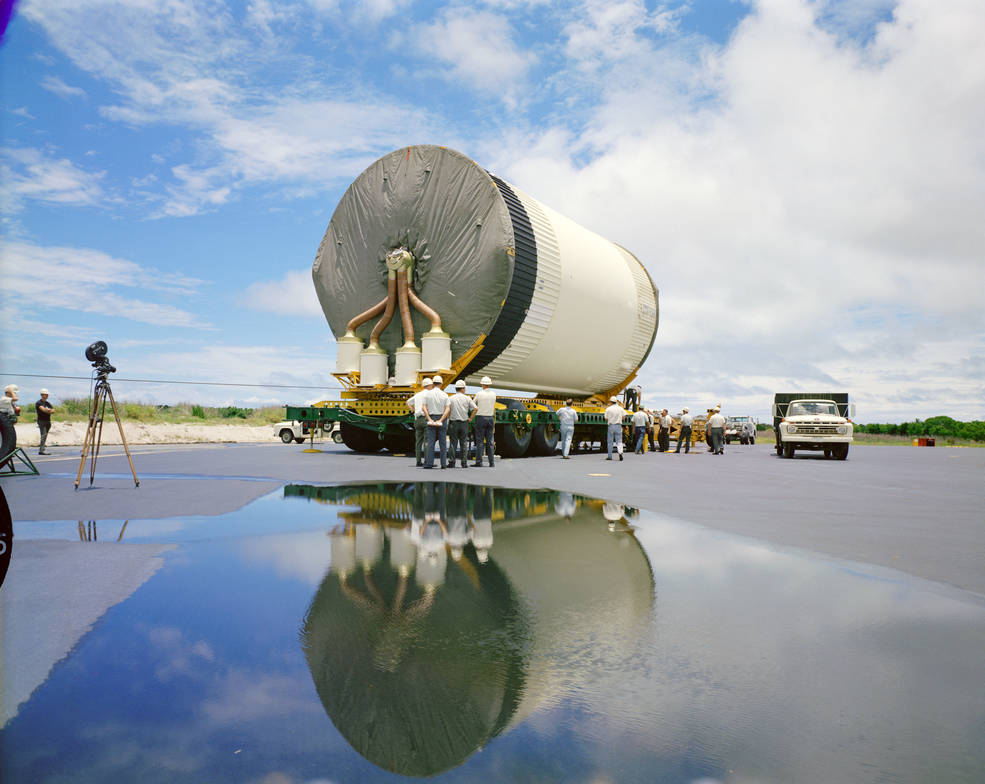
447, 379, 477, 468
708, 407, 726, 455
407, 376, 433, 466
0, 384, 20, 422
422, 375, 451, 469
604, 395, 626, 461
558, 399, 578, 459
36, 388, 55, 455
472, 376, 496, 467
659, 409, 672, 452
675, 407, 693, 453
632, 407, 649, 454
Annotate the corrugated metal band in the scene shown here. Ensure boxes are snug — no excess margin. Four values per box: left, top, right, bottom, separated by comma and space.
475, 186, 562, 380
460, 173, 538, 378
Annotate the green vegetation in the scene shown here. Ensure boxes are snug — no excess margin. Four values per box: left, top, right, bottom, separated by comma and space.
856, 416, 985, 443
16, 399, 285, 426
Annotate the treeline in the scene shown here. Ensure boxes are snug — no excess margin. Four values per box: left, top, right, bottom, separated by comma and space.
856, 416, 985, 442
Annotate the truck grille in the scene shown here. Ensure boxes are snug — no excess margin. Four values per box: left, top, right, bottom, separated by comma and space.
793, 425, 839, 435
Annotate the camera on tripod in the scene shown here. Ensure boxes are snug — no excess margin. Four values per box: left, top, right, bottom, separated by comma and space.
85, 340, 116, 376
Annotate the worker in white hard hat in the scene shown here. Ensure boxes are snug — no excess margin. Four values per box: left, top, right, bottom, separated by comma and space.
36, 388, 55, 454
708, 406, 726, 455
406, 376, 433, 466
604, 395, 626, 461
472, 376, 496, 466
447, 379, 477, 468
675, 407, 693, 453
422, 375, 450, 469
1, 384, 21, 424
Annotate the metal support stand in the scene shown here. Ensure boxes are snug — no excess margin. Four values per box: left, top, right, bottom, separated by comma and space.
75, 375, 139, 489
0, 447, 39, 477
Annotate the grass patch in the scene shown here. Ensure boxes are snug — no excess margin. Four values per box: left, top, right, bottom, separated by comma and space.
16, 399, 285, 426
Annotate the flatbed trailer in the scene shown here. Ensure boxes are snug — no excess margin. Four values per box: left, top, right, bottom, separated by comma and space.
285, 390, 640, 458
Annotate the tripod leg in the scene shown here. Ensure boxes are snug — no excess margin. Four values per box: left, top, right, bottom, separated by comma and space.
106, 384, 139, 488
75, 387, 101, 489
91, 389, 107, 487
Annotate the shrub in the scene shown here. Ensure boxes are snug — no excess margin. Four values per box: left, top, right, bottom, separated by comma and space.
220, 406, 250, 419
191, 405, 206, 419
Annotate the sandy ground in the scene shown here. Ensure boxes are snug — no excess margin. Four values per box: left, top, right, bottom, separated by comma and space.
14, 421, 275, 446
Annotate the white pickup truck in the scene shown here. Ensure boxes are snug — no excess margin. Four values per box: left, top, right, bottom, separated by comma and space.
772, 394, 854, 460
274, 420, 343, 445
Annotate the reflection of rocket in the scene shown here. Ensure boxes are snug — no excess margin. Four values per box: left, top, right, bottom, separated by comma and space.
299, 482, 655, 777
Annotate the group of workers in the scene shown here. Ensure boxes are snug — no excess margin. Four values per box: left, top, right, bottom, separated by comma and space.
600, 398, 709, 460
407, 375, 497, 469
1, 384, 56, 455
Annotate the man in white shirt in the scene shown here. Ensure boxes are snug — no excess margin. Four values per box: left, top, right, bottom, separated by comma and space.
558, 399, 579, 459
604, 395, 626, 461
708, 407, 726, 455
658, 409, 672, 452
406, 376, 433, 466
447, 379, 477, 468
472, 376, 497, 466
422, 375, 451, 468
631, 407, 649, 454
675, 407, 693, 453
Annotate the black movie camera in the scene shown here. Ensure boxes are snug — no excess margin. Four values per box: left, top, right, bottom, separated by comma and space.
85, 340, 117, 376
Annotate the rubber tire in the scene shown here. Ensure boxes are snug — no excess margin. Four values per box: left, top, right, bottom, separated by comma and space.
776, 442, 783, 456
383, 428, 415, 453
295, 436, 306, 444
332, 430, 344, 444
340, 422, 383, 453
0, 414, 16, 459
280, 429, 294, 444
783, 443, 795, 459
750, 434, 755, 445
834, 444, 850, 461
529, 405, 559, 456
824, 448, 832, 459
496, 400, 532, 458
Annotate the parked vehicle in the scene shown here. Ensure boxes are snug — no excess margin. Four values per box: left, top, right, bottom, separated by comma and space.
274, 420, 343, 445
772, 393, 854, 460
725, 416, 757, 445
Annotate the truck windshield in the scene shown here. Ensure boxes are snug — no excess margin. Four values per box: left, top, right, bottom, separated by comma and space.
789, 402, 838, 416
730, 417, 749, 423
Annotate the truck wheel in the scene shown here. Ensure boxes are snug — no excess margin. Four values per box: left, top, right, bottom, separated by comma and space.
280, 429, 294, 444
823, 448, 832, 458
750, 434, 755, 445
783, 443, 795, 459
775, 443, 783, 456
340, 422, 383, 453
295, 436, 306, 444
332, 430, 344, 444
496, 400, 532, 458
834, 444, 849, 460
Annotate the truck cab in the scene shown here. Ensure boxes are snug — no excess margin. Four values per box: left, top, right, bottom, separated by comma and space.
772, 397, 853, 460
725, 416, 757, 445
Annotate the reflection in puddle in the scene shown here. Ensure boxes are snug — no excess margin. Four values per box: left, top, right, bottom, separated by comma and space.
2, 482, 984, 783
292, 484, 653, 777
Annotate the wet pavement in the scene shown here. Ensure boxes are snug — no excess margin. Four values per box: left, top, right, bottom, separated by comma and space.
1, 480, 984, 783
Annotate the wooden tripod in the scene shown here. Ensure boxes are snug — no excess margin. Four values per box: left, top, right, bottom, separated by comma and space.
75, 375, 139, 489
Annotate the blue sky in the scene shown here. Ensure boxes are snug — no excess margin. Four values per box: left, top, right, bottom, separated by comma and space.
1, 0, 982, 422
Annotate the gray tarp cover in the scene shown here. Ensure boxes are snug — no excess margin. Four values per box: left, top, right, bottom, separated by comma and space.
313, 146, 514, 370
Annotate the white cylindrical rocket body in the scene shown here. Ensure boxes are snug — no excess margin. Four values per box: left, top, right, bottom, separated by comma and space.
313, 146, 658, 396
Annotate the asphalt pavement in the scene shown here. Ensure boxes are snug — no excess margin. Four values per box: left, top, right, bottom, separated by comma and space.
3, 440, 983, 595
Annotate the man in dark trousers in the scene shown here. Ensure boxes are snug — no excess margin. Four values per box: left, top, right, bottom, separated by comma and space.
36, 388, 55, 455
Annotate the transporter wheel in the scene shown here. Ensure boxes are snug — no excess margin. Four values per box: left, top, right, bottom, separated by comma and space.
529, 406, 559, 456
280, 429, 294, 444
383, 428, 415, 453
834, 444, 849, 461
783, 443, 795, 459
340, 422, 383, 453
496, 400, 532, 458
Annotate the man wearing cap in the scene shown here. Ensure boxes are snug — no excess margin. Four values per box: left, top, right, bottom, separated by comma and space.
708, 407, 726, 455
472, 376, 496, 467
674, 408, 693, 453
447, 380, 477, 468
35, 388, 55, 455
422, 375, 451, 469
604, 395, 626, 461
558, 399, 578, 459
406, 377, 433, 466
631, 406, 649, 454
658, 409, 672, 452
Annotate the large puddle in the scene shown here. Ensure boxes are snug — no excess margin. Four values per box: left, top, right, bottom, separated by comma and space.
2, 482, 984, 782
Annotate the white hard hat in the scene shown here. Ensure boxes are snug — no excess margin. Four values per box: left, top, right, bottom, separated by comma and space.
455, 379, 466, 388
422, 377, 433, 386
40, 388, 49, 395
610, 396, 619, 403
682, 407, 688, 413
480, 376, 492, 385
432, 375, 443, 385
